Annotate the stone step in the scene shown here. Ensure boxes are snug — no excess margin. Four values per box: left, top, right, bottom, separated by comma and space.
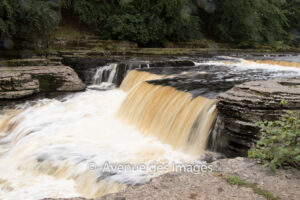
48, 61, 62, 66
48, 56, 63, 62
82, 35, 101, 40
0, 58, 49, 67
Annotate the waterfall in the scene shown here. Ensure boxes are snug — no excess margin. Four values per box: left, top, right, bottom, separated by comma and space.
91, 63, 153, 90
0, 89, 198, 199
120, 70, 163, 92
2, 56, 300, 200
89, 64, 119, 90
92, 64, 118, 85
118, 70, 218, 155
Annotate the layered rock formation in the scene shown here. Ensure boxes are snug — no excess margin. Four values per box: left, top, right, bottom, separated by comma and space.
214, 79, 300, 157
62, 55, 195, 85
0, 65, 85, 100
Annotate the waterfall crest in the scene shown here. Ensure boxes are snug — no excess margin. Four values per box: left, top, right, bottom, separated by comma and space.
254, 60, 300, 68
118, 70, 218, 155
120, 70, 163, 92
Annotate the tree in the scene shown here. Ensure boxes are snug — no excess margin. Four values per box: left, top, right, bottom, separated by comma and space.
285, 0, 300, 46
0, 0, 16, 42
0, 0, 58, 50
62, 0, 202, 46
209, 0, 288, 47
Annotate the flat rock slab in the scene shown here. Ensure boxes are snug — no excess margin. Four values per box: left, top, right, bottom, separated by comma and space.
213, 157, 300, 200
101, 158, 300, 200
0, 58, 62, 67
0, 66, 85, 100
101, 172, 264, 200
42, 158, 300, 200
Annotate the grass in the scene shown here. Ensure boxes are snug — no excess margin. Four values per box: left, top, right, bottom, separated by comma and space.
226, 175, 280, 200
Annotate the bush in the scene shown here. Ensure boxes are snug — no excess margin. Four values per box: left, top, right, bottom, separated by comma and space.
249, 111, 300, 172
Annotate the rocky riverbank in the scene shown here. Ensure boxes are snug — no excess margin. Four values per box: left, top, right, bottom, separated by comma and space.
215, 79, 300, 157
42, 157, 300, 200
0, 58, 86, 108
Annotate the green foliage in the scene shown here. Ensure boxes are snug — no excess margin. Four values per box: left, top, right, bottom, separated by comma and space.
0, 0, 16, 41
1, 0, 300, 48
285, 0, 300, 46
249, 111, 300, 172
61, 0, 115, 28
208, 0, 289, 47
62, 0, 202, 45
226, 175, 280, 200
226, 175, 247, 186
0, 0, 58, 49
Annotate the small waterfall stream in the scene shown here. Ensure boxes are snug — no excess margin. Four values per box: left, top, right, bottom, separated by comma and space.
93, 64, 118, 84
88, 64, 119, 90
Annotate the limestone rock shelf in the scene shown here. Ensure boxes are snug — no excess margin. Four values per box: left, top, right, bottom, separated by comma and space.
215, 79, 300, 157
0, 65, 85, 100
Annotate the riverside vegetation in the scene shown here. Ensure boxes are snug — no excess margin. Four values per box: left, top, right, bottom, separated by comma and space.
0, 0, 300, 50
249, 110, 300, 172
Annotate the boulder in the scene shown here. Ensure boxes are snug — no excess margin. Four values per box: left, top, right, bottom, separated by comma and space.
214, 79, 300, 157
0, 65, 85, 100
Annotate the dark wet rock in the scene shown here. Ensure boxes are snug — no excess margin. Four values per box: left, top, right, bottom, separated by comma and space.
0, 65, 85, 100
149, 60, 195, 68
62, 55, 196, 85
199, 151, 226, 163
214, 79, 300, 157
62, 56, 119, 84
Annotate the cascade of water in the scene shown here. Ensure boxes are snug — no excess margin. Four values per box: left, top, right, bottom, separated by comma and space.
107, 64, 118, 83
254, 60, 300, 68
2, 57, 300, 200
120, 70, 163, 92
92, 64, 118, 85
118, 70, 218, 155
0, 90, 197, 199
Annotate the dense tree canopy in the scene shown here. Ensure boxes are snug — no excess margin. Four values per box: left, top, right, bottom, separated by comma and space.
285, 0, 300, 45
0, 0, 58, 49
61, 0, 202, 45
208, 0, 289, 47
1, 0, 300, 48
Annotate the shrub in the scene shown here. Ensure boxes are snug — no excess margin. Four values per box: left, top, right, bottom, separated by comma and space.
249, 111, 300, 172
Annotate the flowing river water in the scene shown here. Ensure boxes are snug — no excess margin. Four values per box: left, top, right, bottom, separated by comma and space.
0, 55, 300, 199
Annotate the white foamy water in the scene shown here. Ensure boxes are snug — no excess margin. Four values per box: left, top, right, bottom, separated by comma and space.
93, 64, 118, 85
0, 89, 196, 200
195, 56, 300, 74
